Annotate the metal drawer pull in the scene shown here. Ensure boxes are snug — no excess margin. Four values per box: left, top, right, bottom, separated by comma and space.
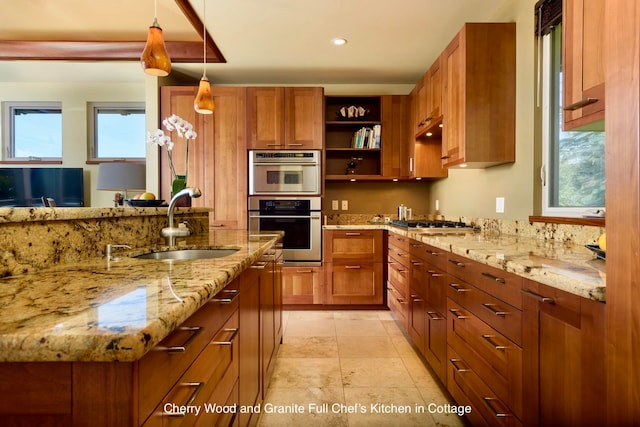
481, 272, 506, 283
296, 269, 313, 273
449, 308, 469, 319
482, 397, 511, 418
167, 382, 205, 417
345, 265, 362, 269
427, 311, 444, 320
210, 289, 240, 304
449, 283, 469, 292
448, 259, 465, 267
563, 97, 599, 111
397, 298, 408, 305
411, 295, 424, 302
212, 328, 239, 345
450, 358, 470, 373
410, 261, 422, 266
430, 251, 440, 256
210, 223, 225, 227
250, 261, 268, 270
482, 334, 507, 351
287, 143, 304, 146
481, 303, 507, 317
162, 326, 203, 353
521, 288, 555, 304
345, 232, 361, 236
410, 244, 421, 248
428, 271, 443, 277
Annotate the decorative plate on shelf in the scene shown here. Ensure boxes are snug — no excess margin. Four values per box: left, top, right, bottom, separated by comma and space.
585, 244, 606, 260
336, 105, 370, 120
124, 199, 167, 207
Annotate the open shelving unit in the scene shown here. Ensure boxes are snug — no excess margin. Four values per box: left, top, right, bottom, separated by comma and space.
324, 96, 382, 180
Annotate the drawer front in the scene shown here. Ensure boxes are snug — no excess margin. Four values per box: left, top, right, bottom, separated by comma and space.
388, 257, 409, 298
448, 346, 522, 427
138, 281, 239, 426
147, 310, 240, 427
424, 301, 447, 383
446, 252, 523, 309
387, 282, 409, 328
388, 232, 410, 252
388, 245, 410, 268
426, 267, 449, 316
325, 230, 383, 262
410, 240, 448, 271
325, 262, 383, 305
447, 299, 522, 418
447, 278, 522, 346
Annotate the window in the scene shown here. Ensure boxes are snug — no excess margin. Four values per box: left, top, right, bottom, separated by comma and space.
2, 102, 62, 161
89, 103, 145, 161
540, 24, 605, 217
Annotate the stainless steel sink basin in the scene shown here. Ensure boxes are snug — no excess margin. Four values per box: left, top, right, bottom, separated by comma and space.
133, 248, 239, 260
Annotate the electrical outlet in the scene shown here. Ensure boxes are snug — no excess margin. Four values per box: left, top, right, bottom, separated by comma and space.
341, 200, 348, 211
332, 200, 339, 210
496, 197, 505, 213
435, 199, 440, 211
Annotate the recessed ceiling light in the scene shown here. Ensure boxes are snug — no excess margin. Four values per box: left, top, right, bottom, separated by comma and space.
332, 38, 347, 46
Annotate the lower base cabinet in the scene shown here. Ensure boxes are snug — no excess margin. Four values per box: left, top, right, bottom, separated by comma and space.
282, 266, 323, 304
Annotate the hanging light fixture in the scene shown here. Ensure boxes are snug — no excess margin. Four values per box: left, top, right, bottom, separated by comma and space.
140, 0, 171, 76
194, 0, 215, 114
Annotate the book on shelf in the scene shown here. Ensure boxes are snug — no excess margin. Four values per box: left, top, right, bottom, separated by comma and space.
351, 125, 381, 149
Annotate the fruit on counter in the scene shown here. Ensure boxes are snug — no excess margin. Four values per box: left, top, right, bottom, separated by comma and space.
139, 192, 156, 200
133, 193, 142, 199
598, 233, 606, 251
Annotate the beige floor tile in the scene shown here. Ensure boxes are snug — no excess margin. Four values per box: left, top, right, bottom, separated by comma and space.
278, 336, 339, 358
270, 358, 343, 389
401, 352, 444, 389
341, 358, 415, 388
380, 319, 406, 336
343, 387, 436, 427
333, 310, 387, 320
335, 319, 389, 337
418, 387, 469, 427
337, 335, 400, 359
391, 335, 421, 358
284, 319, 337, 337
285, 310, 336, 321
258, 386, 348, 427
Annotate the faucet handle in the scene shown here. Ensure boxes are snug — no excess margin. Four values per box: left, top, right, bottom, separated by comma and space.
106, 244, 132, 261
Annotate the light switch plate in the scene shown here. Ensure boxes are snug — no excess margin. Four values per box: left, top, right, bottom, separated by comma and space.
332, 200, 339, 210
341, 200, 348, 211
496, 197, 505, 213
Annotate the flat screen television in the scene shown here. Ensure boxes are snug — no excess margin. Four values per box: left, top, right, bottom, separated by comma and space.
0, 167, 85, 207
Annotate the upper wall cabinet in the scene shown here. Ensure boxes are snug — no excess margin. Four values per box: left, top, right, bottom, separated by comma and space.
441, 23, 516, 168
562, 0, 605, 130
247, 87, 324, 150
414, 54, 443, 139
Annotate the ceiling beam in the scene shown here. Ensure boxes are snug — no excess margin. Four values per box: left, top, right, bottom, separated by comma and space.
0, 40, 224, 62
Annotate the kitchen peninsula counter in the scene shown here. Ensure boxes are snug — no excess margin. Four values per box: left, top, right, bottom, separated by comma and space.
0, 229, 282, 362
324, 224, 606, 302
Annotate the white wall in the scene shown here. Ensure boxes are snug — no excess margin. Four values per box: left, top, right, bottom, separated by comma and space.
0, 80, 149, 207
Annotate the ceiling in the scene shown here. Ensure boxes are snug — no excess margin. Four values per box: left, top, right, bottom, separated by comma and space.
0, 0, 512, 86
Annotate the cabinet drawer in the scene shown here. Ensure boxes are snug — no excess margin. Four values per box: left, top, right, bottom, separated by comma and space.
409, 240, 448, 271
447, 299, 522, 419
446, 253, 522, 309
324, 230, 383, 262
388, 232, 410, 252
387, 257, 409, 298
325, 262, 383, 305
447, 278, 522, 346
448, 346, 522, 427
387, 282, 409, 328
388, 245, 410, 267
138, 281, 239, 425
145, 310, 240, 427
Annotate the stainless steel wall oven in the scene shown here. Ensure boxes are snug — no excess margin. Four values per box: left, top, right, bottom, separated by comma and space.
249, 150, 321, 195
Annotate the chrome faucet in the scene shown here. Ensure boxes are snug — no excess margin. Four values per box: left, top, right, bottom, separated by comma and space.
162, 187, 202, 246
106, 244, 132, 261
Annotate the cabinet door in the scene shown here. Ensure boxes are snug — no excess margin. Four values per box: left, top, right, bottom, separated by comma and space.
325, 262, 383, 305
282, 266, 323, 305
521, 279, 606, 426
424, 300, 446, 383
285, 87, 324, 149
381, 95, 411, 178
414, 71, 429, 136
260, 259, 276, 398
323, 230, 383, 263
427, 55, 443, 120
441, 32, 465, 167
562, 0, 605, 130
239, 267, 261, 427
247, 87, 285, 149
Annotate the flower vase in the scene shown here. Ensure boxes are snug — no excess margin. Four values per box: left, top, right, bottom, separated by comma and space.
171, 175, 191, 207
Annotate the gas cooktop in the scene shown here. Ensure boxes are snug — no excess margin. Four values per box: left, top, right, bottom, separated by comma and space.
391, 219, 469, 229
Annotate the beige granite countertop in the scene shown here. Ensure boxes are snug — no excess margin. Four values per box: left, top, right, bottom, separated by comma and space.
0, 230, 281, 363
325, 224, 606, 303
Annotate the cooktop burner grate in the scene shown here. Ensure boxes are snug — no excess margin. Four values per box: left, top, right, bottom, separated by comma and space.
391, 219, 469, 229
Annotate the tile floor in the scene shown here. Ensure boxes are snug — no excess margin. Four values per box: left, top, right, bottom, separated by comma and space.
257, 310, 469, 427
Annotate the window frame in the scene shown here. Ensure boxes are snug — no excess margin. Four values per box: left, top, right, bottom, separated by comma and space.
1, 101, 63, 163
87, 102, 146, 163
540, 25, 605, 218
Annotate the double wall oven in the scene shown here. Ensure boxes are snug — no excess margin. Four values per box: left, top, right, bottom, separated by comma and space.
248, 150, 322, 264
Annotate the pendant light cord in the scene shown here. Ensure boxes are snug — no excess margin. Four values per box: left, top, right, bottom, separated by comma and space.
202, 0, 207, 79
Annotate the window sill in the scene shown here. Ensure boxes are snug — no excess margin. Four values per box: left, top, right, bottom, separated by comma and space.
0, 159, 63, 165
529, 215, 605, 227
86, 159, 145, 165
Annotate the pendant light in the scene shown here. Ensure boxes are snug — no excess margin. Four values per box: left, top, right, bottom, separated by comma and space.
194, 0, 215, 114
140, 0, 171, 76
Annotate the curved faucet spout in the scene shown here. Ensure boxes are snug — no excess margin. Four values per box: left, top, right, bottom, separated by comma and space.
163, 187, 202, 245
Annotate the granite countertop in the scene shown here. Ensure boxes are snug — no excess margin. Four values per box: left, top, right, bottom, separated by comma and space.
325, 224, 606, 303
0, 230, 281, 363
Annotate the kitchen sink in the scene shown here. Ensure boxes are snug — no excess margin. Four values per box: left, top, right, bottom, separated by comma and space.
133, 248, 239, 260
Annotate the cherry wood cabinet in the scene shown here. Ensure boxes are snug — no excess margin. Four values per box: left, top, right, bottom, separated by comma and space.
441, 23, 516, 168
282, 266, 323, 305
562, 0, 605, 130
160, 86, 247, 228
521, 279, 606, 427
324, 229, 384, 305
387, 232, 411, 329
247, 87, 323, 150
414, 55, 443, 139
381, 95, 411, 179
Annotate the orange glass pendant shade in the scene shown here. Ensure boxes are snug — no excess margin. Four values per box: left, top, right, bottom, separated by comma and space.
194, 77, 215, 114
140, 20, 171, 76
